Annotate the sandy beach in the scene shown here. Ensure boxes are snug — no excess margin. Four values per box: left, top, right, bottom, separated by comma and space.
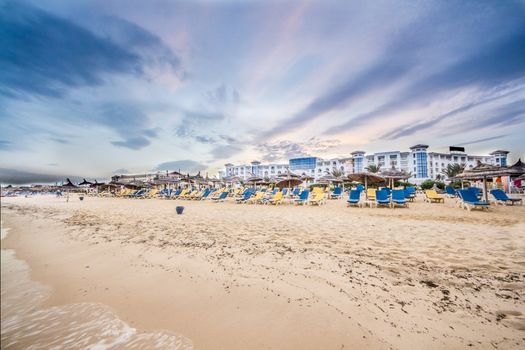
1, 195, 525, 349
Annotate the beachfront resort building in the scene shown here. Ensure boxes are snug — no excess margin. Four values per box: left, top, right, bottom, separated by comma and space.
220, 145, 509, 184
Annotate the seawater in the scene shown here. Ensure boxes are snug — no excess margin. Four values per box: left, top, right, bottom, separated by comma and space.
1, 228, 193, 350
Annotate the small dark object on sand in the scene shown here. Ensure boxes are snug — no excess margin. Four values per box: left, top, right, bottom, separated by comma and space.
79, 196, 84, 201
176, 206, 184, 214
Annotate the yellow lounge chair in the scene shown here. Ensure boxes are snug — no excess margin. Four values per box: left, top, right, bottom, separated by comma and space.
267, 191, 283, 205
308, 192, 326, 206
367, 188, 376, 200
246, 192, 264, 204
425, 190, 444, 203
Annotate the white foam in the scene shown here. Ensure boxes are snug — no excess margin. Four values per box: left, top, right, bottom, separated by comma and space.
1, 249, 193, 349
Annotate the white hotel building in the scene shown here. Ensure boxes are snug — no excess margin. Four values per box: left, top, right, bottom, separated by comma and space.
220, 145, 509, 184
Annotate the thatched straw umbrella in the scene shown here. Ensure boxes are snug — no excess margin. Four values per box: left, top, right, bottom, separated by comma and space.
78, 179, 93, 186
379, 167, 411, 188
276, 169, 301, 191
347, 172, 386, 191
246, 175, 263, 188
456, 162, 521, 202
509, 159, 525, 176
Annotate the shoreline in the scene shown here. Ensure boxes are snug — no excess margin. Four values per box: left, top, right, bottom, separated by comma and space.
1, 196, 524, 349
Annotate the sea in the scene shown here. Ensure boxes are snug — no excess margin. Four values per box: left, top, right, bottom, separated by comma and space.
1, 227, 193, 350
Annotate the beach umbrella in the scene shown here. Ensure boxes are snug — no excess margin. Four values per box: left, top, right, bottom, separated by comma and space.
78, 178, 93, 186
347, 172, 386, 191
379, 167, 411, 188
509, 158, 525, 176
317, 174, 343, 184
301, 174, 315, 182
275, 169, 301, 191
246, 175, 263, 188
61, 178, 77, 188
456, 162, 521, 201
275, 177, 302, 189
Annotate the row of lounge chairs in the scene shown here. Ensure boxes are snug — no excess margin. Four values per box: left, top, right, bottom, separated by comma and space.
347, 189, 408, 208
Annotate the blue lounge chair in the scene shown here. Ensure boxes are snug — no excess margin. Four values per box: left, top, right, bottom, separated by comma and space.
490, 189, 522, 205
404, 187, 416, 201
391, 189, 408, 208
458, 189, 490, 211
282, 188, 288, 196
294, 190, 310, 205
346, 189, 361, 207
171, 189, 182, 199
356, 184, 365, 192
211, 191, 229, 202
375, 190, 391, 207
235, 190, 253, 203
292, 188, 301, 197
445, 186, 457, 198
383, 187, 392, 196
331, 187, 343, 199
467, 187, 482, 200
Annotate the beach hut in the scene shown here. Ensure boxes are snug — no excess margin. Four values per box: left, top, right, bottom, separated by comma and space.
456, 162, 521, 202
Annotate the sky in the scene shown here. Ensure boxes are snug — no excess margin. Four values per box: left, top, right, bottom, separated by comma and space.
1, 0, 525, 184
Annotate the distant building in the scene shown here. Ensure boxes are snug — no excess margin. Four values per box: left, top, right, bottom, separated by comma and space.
220, 145, 509, 183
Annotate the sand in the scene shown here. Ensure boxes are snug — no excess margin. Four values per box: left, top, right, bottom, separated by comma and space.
1, 194, 525, 349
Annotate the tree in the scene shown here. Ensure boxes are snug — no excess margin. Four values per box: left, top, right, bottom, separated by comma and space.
331, 169, 344, 178
442, 163, 465, 179
365, 164, 381, 173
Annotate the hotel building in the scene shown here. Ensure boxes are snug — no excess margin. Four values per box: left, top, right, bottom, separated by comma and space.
220, 145, 509, 184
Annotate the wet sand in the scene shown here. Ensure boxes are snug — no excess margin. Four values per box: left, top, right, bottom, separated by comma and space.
1, 195, 525, 349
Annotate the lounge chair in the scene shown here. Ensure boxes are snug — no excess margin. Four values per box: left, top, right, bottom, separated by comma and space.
346, 189, 362, 207
330, 187, 343, 199
490, 189, 523, 206
467, 187, 482, 200
291, 188, 301, 197
235, 190, 253, 203
425, 190, 444, 203
404, 187, 416, 201
294, 190, 310, 205
391, 189, 408, 208
308, 192, 326, 205
246, 191, 264, 204
211, 191, 228, 202
282, 188, 288, 196
266, 191, 283, 205
366, 188, 376, 200
445, 186, 457, 198
457, 189, 490, 211
374, 190, 391, 208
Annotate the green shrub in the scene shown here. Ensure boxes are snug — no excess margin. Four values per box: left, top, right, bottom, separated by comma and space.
420, 179, 435, 190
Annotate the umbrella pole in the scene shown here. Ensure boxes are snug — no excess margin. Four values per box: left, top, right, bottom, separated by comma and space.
483, 176, 488, 203
365, 176, 368, 199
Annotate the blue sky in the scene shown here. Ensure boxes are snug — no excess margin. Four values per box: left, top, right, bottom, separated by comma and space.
1, 0, 524, 183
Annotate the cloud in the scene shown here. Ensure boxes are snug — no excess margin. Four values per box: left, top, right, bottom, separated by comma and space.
379, 86, 525, 140
0, 167, 82, 185
95, 102, 157, 150
0, 140, 12, 151
210, 145, 242, 160
204, 83, 240, 106
194, 135, 216, 144
50, 138, 69, 144
0, 1, 183, 99
325, 27, 525, 135
256, 138, 340, 163
111, 136, 151, 150
154, 160, 206, 173
457, 134, 509, 147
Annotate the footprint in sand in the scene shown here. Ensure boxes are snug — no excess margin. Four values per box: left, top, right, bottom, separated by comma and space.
496, 310, 525, 330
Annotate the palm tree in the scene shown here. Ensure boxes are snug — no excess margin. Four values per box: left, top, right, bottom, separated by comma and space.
331, 169, 344, 178
365, 164, 381, 173
442, 163, 465, 179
